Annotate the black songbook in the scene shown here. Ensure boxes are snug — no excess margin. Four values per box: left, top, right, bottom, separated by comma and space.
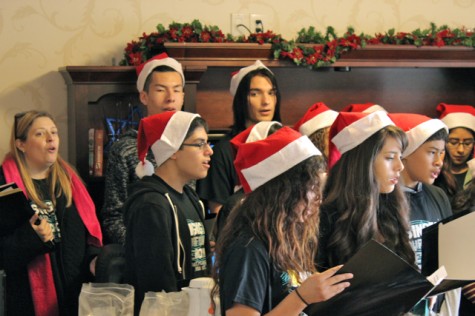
305, 240, 446, 316
422, 210, 475, 295
0, 182, 35, 235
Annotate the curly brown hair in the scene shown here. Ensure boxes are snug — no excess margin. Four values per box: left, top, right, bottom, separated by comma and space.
211, 155, 326, 303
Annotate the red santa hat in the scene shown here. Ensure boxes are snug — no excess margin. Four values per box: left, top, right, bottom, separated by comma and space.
230, 121, 283, 149
136, 53, 185, 92
340, 103, 387, 113
293, 102, 339, 136
436, 103, 475, 132
233, 126, 321, 193
328, 111, 394, 168
135, 111, 200, 178
229, 60, 273, 96
388, 113, 448, 158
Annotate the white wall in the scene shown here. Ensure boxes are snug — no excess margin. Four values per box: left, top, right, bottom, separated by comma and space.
1, 0, 474, 161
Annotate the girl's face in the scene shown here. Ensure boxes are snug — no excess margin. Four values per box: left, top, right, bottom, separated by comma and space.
374, 136, 404, 193
246, 75, 276, 126
446, 127, 474, 168
16, 116, 59, 178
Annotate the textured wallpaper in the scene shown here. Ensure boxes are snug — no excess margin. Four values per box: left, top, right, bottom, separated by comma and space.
0, 0, 474, 160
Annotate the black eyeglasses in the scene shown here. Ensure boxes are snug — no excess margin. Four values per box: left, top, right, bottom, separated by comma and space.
181, 141, 211, 150
14, 112, 27, 139
447, 138, 475, 147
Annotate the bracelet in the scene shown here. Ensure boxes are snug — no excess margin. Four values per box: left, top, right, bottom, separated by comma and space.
294, 287, 309, 306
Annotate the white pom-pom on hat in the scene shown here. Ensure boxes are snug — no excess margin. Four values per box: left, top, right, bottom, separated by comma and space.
135, 159, 155, 178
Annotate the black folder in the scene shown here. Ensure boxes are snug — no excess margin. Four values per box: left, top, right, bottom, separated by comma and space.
0, 182, 35, 235
306, 240, 445, 316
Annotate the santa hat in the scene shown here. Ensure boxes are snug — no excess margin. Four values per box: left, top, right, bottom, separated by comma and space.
135, 111, 200, 178
293, 102, 339, 136
436, 103, 475, 132
340, 103, 387, 113
230, 121, 283, 150
328, 111, 394, 168
230, 60, 273, 96
233, 126, 321, 192
388, 113, 448, 158
136, 53, 185, 92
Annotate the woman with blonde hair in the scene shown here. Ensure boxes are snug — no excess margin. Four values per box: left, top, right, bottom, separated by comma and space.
0, 110, 102, 316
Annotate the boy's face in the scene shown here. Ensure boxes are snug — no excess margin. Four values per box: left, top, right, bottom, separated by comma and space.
401, 140, 446, 187
173, 126, 213, 181
246, 75, 276, 126
140, 71, 184, 116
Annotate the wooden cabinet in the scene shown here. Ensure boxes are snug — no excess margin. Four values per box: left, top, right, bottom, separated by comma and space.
60, 44, 475, 209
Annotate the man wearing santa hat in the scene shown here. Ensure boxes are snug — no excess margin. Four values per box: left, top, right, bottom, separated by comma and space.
123, 111, 213, 314
389, 113, 457, 315
196, 60, 282, 215
102, 53, 186, 245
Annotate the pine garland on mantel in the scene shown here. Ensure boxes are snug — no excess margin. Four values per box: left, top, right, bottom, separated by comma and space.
120, 20, 475, 70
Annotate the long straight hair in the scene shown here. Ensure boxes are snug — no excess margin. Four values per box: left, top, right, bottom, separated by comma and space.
8, 110, 75, 208
230, 68, 282, 136
322, 125, 415, 267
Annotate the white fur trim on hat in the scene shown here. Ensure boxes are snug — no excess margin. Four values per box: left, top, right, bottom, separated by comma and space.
299, 110, 339, 136
441, 112, 475, 131
362, 104, 386, 113
246, 121, 282, 143
150, 112, 200, 167
229, 60, 273, 96
332, 111, 394, 155
241, 136, 320, 191
403, 119, 448, 158
136, 56, 184, 92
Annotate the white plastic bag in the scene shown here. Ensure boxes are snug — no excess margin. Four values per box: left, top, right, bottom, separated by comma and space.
139, 290, 189, 316
78, 282, 134, 316
182, 277, 220, 316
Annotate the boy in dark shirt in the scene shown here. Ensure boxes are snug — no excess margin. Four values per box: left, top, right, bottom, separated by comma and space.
123, 111, 213, 314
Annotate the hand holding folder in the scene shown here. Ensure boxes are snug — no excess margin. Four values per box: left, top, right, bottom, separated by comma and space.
306, 240, 447, 316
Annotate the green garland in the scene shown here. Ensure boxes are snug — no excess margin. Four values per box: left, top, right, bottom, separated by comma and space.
120, 20, 475, 69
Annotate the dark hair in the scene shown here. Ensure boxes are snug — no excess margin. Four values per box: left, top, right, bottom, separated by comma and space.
230, 68, 281, 136
143, 65, 182, 93
183, 116, 209, 141
322, 125, 415, 267
425, 127, 448, 143
435, 127, 474, 198
452, 180, 475, 213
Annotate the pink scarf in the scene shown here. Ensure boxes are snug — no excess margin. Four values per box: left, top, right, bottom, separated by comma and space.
2, 156, 102, 316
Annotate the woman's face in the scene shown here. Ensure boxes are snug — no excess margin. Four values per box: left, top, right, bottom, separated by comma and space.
446, 127, 474, 168
374, 136, 404, 193
246, 75, 276, 126
16, 116, 59, 177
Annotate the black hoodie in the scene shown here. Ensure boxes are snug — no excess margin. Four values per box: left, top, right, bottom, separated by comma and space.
123, 174, 211, 314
